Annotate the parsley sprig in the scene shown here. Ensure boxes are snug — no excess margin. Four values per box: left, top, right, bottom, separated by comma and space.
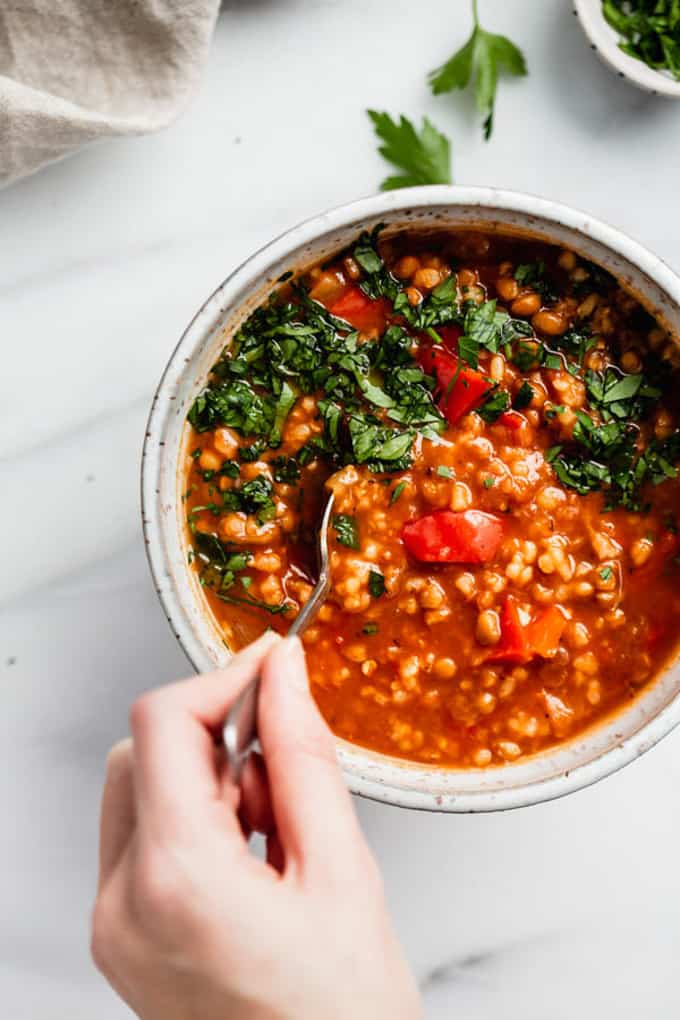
367, 111, 452, 191
428, 0, 528, 139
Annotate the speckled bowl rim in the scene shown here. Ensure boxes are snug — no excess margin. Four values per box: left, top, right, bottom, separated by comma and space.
142, 185, 680, 813
574, 0, 680, 97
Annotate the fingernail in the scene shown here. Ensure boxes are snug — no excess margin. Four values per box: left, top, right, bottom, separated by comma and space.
280, 636, 308, 691
252, 629, 281, 651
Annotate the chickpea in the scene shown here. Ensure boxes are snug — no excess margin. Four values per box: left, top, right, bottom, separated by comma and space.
654, 408, 674, 441
630, 537, 653, 568
496, 740, 522, 761
434, 657, 457, 679
342, 256, 361, 281
585, 349, 607, 372
532, 309, 568, 336
496, 276, 519, 302
558, 250, 577, 271
450, 482, 472, 511
198, 448, 221, 472
213, 427, 239, 458
473, 748, 493, 767
511, 292, 541, 317
576, 293, 599, 319
458, 268, 477, 287
406, 286, 422, 306
455, 572, 476, 600
393, 255, 420, 279
489, 354, 505, 381
621, 350, 642, 374
476, 609, 501, 646
413, 267, 442, 291
422, 254, 443, 270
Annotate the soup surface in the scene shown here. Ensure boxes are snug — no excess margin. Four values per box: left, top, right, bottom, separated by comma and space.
183, 228, 680, 767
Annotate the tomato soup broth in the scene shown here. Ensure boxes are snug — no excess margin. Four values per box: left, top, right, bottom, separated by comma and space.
183, 228, 680, 767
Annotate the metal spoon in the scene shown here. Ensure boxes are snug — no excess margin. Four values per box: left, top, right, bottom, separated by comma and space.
223, 491, 335, 783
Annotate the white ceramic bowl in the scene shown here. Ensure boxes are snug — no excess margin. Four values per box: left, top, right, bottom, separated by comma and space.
575, 0, 680, 97
142, 185, 680, 813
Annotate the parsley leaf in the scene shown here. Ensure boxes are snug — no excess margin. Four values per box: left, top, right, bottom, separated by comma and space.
477, 388, 511, 423
514, 260, 557, 302
271, 456, 301, 484
436, 465, 454, 478
221, 475, 277, 525
368, 570, 386, 598
513, 381, 535, 410
367, 110, 452, 190
333, 514, 360, 550
428, 0, 528, 139
390, 480, 407, 504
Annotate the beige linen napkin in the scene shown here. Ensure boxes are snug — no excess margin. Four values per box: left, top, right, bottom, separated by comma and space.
0, 0, 220, 187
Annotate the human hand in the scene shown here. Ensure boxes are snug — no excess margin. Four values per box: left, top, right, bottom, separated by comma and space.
91, 633, 422, 1019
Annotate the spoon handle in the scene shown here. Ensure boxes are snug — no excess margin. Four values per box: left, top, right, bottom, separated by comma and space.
223, 493, 335, 784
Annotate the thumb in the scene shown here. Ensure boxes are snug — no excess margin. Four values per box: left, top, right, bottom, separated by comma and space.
257, 637, 365, 882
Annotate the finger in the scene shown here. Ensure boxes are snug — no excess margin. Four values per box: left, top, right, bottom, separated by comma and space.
130, 631, 280, 844
257, 637, 364, 879
236, 752, 275, 836
98, 739, 136, 891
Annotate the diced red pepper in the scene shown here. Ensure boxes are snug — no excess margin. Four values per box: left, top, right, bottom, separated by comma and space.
487, 596, 568, 663
487, 596, 531, 663
329, 286, 387, 334
436, 324, 463, 354
401, 509, 504, 564
525, 606, 568, 658
498, 410, 525, 430
418, 346, 492, 426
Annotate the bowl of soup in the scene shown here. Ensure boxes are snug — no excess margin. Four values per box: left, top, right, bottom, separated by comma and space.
142, 186, 680, 811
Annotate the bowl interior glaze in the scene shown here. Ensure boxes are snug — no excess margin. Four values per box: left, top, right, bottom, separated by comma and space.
142, 186, 680, 812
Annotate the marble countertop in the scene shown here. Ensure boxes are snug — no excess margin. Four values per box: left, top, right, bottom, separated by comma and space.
3, 1, 680, 1016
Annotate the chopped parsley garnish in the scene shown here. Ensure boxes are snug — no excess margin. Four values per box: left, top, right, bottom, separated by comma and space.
513, 381, 535, 409
190, 232, 447, 479
333, 514, 360, 550
483, 476, 496, 488
368, 570, 386, 598
367, 110, 452, 190
546, 406, 680, 511
362, 622, 379, 635
436, 465, 454, 478
390, 480, 407, 504
603, 0, 680, 80
192, 533, 287, 616
428, 0, 528, 139
220, 474, 277, 525
477, 389, 511, 423
272, 456, 301, 484
239, 439, 267, 462
513, 260, 557, 302
599, 566, 614, 582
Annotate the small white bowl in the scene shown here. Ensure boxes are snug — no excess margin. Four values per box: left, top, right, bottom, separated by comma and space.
574, 0, 680, 97
142, 185, 680, 813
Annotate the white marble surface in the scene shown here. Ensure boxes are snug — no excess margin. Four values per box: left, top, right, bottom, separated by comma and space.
2, 1, 680, 1016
